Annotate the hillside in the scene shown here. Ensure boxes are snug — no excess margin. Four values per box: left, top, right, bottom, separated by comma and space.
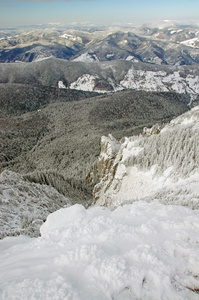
0, 83, 99, 117
0, 89, 190, 206
0, 59, 199, 95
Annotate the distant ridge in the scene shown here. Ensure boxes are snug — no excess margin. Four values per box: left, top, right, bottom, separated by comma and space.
0, 24, 199, 64
0, 58, 198, 95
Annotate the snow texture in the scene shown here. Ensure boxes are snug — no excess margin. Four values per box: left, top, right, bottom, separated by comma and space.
58, 80, 67, 89
73, 53, 99, 63
0, 202, 199, 300
120, 69, 199, 94
60, 33, 82, 43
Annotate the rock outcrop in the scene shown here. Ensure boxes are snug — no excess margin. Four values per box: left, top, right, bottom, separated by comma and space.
93, 134, 128, 206
93, 107, 199, 209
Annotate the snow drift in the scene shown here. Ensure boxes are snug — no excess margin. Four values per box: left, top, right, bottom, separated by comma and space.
0, 202, 199, 300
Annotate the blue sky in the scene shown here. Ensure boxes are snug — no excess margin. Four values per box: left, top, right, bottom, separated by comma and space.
0, 0, 198, 27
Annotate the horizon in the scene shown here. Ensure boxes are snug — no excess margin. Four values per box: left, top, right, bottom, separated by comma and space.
0, 0, 198, 28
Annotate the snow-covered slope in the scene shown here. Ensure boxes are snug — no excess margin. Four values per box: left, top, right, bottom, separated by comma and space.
93, 106, 199, 208
1, 24, 199, 65
73, 52, 99, 62
0, 107, 199, 299
0, 171, 71, 239
180, 38, 199, 48
68, 68, 199, 94
0, 202, 199, 300
70, 74, 99, 91
120, 69, 199, 94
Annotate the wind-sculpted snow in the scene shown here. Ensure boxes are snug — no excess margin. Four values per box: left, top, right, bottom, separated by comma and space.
0, 170, 71, 239
93, 106, 199, 208
0, 202, 199, 299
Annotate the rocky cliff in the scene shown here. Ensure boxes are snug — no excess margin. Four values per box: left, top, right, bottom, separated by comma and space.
93, 106, 199, 209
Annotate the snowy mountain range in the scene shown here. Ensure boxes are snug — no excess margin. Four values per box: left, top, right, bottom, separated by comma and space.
0, 23, 199, 99
0, 24, 199, 65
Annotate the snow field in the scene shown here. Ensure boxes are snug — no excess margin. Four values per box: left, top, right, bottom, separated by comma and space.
70, 74, 99, 92
69, 68, 199, 95
73, 53, 99, 63
0, 202, 199, 300
180, 38, 199, 48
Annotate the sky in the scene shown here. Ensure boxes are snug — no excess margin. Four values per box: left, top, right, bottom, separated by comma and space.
0, 0, 198, 28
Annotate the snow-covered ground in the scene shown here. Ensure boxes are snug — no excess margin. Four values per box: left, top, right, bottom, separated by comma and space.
67, 68, 199, 94
69, 74, 103, 92
0, 202, 199, 300
180, 38, 199, 48
60, 33, 82, 43
58, 80, 67, 89
120, 69, 199, 94
0, 107, 199, 299
73, 53, 99, 63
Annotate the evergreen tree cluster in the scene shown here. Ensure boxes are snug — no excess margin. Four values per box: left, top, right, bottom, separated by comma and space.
127, 125, 198, 178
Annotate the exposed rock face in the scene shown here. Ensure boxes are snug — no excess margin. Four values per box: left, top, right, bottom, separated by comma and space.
93, 134, 125, 205
93, 107, 199, 209
98, 135, 120, 180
